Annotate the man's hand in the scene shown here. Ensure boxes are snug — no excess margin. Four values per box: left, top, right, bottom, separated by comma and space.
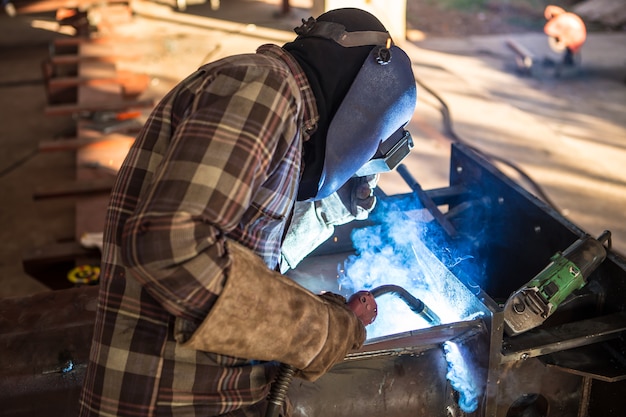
279, 174, 379, 272
336, 174, 379, 221
178, 240, 367, 382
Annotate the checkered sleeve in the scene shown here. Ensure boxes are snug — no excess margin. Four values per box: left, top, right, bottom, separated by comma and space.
120, 60, 300, 322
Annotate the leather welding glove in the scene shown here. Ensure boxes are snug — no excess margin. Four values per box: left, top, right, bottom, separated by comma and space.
334, 174, 379, 222
177, 239, 366, 382
280, 174, 378, 272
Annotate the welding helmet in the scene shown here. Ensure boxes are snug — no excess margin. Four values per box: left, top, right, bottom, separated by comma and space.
284, 8, 417, 201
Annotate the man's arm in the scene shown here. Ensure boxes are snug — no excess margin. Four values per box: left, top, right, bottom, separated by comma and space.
120, 63, 299, 323
280, 174, 378, 272
117, 59, 366, 380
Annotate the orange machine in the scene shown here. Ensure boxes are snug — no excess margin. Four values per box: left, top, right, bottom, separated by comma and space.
544, 5, 587, 54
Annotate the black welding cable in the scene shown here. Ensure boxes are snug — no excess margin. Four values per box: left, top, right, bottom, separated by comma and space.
0, 148, 39, 178
413, 72, 560, 212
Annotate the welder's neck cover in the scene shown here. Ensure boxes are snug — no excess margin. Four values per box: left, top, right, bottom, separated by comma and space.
284, 8, 417, 201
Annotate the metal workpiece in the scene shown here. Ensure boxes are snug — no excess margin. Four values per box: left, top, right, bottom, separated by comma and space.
350, 318, 486, 360
288, 342, 479, 417
3, 143, 626, 417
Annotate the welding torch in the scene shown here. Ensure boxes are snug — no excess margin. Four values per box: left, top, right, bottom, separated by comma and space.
370, 284, 441, 326
265, 285, 439, 417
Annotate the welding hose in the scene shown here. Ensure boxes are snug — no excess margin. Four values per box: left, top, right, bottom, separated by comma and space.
266, 363, 296, 417
265, 290, 375, 417
265, 285, 440, 417
370, 284, 441, 326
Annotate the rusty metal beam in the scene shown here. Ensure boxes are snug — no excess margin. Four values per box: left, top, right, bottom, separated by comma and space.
12, 0, 127, 14
44, 98, 153, 116
0, 286, 98, 417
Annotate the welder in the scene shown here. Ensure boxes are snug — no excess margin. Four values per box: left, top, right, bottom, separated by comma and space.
78, 7, 417, 417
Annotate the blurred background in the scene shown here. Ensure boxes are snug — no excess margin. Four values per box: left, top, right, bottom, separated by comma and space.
0, 0, 624, 298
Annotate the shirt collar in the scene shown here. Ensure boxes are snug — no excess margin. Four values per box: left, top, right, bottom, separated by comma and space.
257, 44, 319, 142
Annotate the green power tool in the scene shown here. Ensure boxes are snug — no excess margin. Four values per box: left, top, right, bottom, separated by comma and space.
503, 230, 611, 336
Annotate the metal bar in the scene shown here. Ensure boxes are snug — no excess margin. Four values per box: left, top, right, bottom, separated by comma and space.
543, 342, 626, 382
505, 38, 535, 73
501, 312, 626, 363
47, 75, 143, 88
577, 377, 593, 417
483, 309, 506, 417
424, 184, 471, 206
44, 98, 153, 116
396, 164, 458, 237
348, 319, 484, 359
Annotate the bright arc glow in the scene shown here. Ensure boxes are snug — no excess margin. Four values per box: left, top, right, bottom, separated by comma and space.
443, 341, 479, 413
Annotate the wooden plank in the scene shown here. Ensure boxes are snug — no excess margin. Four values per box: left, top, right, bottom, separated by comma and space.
39, 132, 136, 152
47, 74, 144, 88
33, 178, 116, 199
22, 241, 100, 266
52, 36, 134, 46
44, 98, 153, 116
39, 137, 101, 152
47, 71, 150, 98
49, 55, 125, 65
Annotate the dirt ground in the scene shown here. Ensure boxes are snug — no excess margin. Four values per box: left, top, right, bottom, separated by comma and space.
407, 1, 543, 37
408, 0, 565, 37
405, 0, 621, 38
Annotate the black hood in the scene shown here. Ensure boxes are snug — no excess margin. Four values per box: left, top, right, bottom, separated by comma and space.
283, 8, 387, 201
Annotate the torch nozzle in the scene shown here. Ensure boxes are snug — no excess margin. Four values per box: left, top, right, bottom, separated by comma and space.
370, 285, 441, 326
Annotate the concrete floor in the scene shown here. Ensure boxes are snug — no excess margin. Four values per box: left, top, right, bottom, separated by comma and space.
0, 0, 625, 299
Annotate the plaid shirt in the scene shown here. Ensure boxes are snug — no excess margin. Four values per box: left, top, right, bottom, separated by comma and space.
79, 44, 318, 417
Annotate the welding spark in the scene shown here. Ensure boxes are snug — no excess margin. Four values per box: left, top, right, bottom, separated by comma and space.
62, 360, 74, 373
443, 341, 480, 413
449, 255, 474, 268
